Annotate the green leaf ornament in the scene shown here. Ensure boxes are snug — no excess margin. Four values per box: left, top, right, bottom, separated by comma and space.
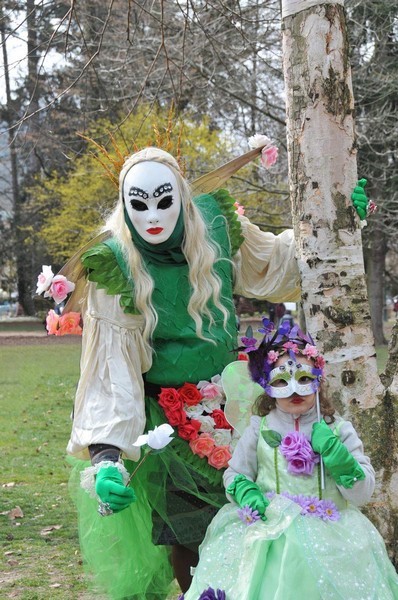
261, 429, 282, 448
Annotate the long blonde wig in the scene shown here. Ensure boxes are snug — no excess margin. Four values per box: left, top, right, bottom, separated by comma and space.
104, 147, 230, 352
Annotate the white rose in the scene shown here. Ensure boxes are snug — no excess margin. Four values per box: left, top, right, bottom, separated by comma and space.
36, 265, 54, 295
248, 133, 272, 149
213, 429, 232, 447
197, 415, 216, 433
202, 398, 221, 414
184, 403, 205, 419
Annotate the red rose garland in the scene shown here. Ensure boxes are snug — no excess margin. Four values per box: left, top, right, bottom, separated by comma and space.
158, 377, 236, 470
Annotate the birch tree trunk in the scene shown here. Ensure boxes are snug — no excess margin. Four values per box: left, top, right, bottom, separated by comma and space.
281, 0, 397, 563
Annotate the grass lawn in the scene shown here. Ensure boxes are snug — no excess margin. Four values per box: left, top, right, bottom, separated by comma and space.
0, 342, 182, 599
0, 336, 390, 598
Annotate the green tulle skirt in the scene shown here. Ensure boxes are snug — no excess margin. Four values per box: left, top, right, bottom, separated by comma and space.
68, 396, 227, 599
184, 495, 398, 600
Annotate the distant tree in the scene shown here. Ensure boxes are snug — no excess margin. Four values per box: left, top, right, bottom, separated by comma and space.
347, 0, 398, 344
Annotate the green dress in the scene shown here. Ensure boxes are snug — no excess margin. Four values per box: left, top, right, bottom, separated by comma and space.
184, 417, 398, 600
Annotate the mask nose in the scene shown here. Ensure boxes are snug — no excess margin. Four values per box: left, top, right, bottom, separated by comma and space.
147, 209, 159, 224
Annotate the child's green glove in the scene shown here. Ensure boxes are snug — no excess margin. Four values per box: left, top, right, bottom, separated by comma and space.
95, 465, 136, 512
311, 420, 365, 488
226, 474, 269, 520
351, 178, 369, 220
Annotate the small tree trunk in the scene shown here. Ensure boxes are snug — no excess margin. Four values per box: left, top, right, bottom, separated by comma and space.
365, 215, 388, 345
281, 0, 397, 562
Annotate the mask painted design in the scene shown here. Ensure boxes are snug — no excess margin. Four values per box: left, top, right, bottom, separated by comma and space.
123, 161, 181, 245
267, 360, 320, 398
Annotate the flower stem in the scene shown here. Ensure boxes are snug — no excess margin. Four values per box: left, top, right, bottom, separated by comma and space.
125, 450, 152, 487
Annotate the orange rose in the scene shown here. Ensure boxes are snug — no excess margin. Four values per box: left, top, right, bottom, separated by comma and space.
207, 445, 232, 470
179, 383, 203, 406
158, 388, 186, 426
45, 309, 60, 335
58, 312, 82, 336
189, 433, 215, 458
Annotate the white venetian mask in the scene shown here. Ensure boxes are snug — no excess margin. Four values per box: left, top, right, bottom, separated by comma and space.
123, 161, 181, 245
267, 360, 320, 398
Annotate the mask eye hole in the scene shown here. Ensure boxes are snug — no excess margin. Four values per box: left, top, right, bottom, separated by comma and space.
157, 195, 173, 210
270, 378, 289, 388
130, 200, 148, 211
298, 375, 313, 384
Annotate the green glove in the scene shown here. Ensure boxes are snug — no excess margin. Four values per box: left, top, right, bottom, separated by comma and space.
351, 178, 368, 220
95, 465, 136, 512
311, 420, 365, 488
226, 474, 269, 520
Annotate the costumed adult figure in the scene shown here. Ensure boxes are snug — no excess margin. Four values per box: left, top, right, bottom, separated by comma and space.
64, 142, 301, 599
52, 143, 371, 599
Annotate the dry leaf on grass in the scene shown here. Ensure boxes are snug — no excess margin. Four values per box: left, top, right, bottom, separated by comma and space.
8, 506, 24, 520
40, 525, 62, 536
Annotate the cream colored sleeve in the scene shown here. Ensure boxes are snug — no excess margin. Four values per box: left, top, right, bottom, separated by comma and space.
233, 214, 301, 303
66, 282, 152, 461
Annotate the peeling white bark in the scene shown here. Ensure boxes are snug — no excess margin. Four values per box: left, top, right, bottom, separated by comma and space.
281, 2, 384, 411
282, 0, 343, 19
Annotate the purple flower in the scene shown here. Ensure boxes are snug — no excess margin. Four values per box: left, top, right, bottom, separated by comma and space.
240, 336, 258, 353
319, 499, 340, 521
258, 317, 275, 335
237, 505, 261, 526
198, 588, 226, 600
299, 496, 323, 517
279, 431, 319, 476
288, 457, 316, 475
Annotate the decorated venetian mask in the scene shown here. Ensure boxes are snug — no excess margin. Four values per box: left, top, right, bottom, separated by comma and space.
267, 360, 320, 399
123, 161, 181, 244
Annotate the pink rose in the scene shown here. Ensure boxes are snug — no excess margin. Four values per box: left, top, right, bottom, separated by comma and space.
207, 445, 232, 470
233, 201, 245, 216
302, 344, 318, 358
201, 382, 222, 400
267, 350, 279, 364
58, 312, 82, 336
261, 145, 278, 169
179, 382, 203, 406
189, 433, 215, 458
282, 341, 299, 353
45, 309, 60, 335
314, 355, 326, 369
46, 275, 75, 304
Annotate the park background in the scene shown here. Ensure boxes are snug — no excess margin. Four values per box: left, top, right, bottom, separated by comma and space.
1, 1, 397, 598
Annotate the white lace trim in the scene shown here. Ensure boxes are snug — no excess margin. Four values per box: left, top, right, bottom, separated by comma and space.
80, 460, 129, 498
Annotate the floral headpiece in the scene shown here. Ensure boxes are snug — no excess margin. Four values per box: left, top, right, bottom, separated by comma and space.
240, 318, 325, 391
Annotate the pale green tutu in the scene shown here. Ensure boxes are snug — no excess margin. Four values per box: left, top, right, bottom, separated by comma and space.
184, 494, 398, 600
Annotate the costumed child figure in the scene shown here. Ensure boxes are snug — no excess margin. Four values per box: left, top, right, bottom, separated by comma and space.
183, 320, 398, 600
